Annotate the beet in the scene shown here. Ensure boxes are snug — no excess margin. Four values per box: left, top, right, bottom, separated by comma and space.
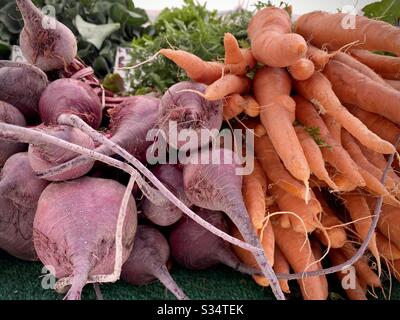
17, 0, 77, 71
39, 78, 102, 129
0, 153, 49, 260
158, 82, 223, 150
33, 177, 137, 300
121, 225, 188, 300
170, 207, 259, 275
0, 61, 48, 120
183, 148, 285, 299
0, 102, 27, 166
28, 125, 95, 181
142, 165, 189, 226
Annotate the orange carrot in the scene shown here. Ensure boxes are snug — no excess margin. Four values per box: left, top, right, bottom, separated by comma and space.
314, 192, 347, 248
273, 246, 290, 293
350, 49, 400, 80
307, 45, 332, 71
224, 33, 250, 76
333, 52, 388, 86
341, 193, 380, 266
324, 60, 400, 127
254, 67, 310, 188
322, 114, 342, 143
223, 94, 245, 120
341, 130, 398, 194
160, 49, 224, 84
271, 185, 320, 233
248, 7, 307, 67
243, 96, 260, 117
346, 104, 400, 152
294, 96, 365, 188
294, 71, 395, 154
340, 243, 381, 288
254, 133, 310, 202
310, 240, 329, 295
295, 11, 400, 55
295, 126, 338, 190
366, 200, 400, 250
205, 75, 250, 101
288, 58, 315, 80
254, 124, 267, 137
376, 232, 400, 260
273, 222, 328, 300
243, 159, 268, 230
393, 260, 400, 282
385, 79, 400, 91
358, 167, 400, 208
241, 49, 257, 70
329, 249, 367, 300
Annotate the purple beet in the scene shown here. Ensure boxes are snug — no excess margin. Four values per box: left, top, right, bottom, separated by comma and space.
169, 207, 259, 275
33, 177, 137, 300
17, 0, 77, 71
0, 153, 49, 260
142, 165, 189, 226
28, 125, 95, 181
0, 61, 48, 120
121, 225, 188, 300
0, 102, 27, 166
39, 78, 102, 129
158, 81, 223, 150
183, 148, 284, 299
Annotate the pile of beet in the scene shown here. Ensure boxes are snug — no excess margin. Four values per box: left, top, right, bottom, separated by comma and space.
0, 0, 279, 301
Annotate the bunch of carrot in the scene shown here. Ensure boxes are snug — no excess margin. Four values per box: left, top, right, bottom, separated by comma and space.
160, 6, 400, 300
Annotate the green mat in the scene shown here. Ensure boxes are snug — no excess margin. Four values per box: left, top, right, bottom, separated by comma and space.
1, 251, 399, 300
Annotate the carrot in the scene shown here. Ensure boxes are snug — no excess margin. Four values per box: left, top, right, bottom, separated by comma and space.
160, 49, 224, 84
254, 124, 267, 137
223, 94, 245, 120
341, 130, 398, 195
273, 246, 290, 293
254, 67, 310, 188
242, 159, 268, 230
358, 143, 400, 187
295, 126, 338, 190
333, 52, 388, 86
341, 193, 380, 267
366, 200, 400, 250
310, 240, 329, 295
340, 243, 381, 288
230, 221, 275, 288
205, 75, 250, 101
376, 232, 400, 260
346, 104, 400, 152
294, 71, 395, 154
307, 45, 332, 71
321, 114, 342, 143
270, 185, 320, 233
385, 79, 400, 91
288, 58, 315, 80
241, 49, 257, 70
248, 7, 307, 67
350, 49, 400, 80
294, 96, 365, 188
243, 96, 260, 117
254, 133, 310, 202
273, 221, 328, 300
324, 60, 400, 127
358, 167, 400, 208
224, 33, 251, 76
279, 214, 291, 229
295, 11, 400, 56
329, 249, 367, 300
393, 260, 400, 282
314, 192, 347, 248
331, 174, 360, 192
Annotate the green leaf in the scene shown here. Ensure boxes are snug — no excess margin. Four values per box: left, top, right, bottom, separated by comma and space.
109, 3, 148, 27
363, 0, 400, 25
102, 73, 125, 93
75, 15, 120, 50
